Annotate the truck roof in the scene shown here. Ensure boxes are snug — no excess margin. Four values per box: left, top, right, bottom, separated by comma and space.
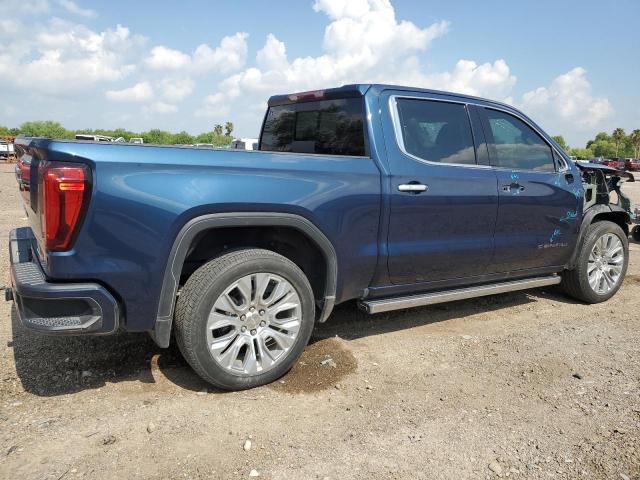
267, 83, 515, 112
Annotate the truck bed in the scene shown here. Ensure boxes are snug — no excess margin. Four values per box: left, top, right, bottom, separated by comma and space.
15, 138, 382, 331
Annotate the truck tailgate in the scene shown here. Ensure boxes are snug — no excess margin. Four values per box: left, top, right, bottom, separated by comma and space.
14, 138, 43, 246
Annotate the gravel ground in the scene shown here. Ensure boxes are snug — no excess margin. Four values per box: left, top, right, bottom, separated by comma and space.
0, 163, 638, 480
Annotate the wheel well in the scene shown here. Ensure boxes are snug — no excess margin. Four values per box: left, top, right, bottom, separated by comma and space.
592, 211, 629, 236
179, 226, 327, 304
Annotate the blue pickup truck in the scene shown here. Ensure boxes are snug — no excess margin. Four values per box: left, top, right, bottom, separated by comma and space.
8, 84, 632, 390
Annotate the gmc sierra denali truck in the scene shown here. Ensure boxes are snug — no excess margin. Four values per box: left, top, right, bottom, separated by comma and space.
8, 84, 632, 390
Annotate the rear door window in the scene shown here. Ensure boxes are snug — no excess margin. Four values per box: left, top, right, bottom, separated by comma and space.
483, 109, 555, 172
260, 98, 366, 156
395, 98, 476, 165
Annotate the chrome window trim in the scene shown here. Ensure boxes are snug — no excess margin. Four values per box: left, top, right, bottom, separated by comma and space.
389, 94, 569, 173
388, 95, 490, 170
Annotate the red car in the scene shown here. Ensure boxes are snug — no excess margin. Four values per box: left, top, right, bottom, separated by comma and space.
624, 158, 640, 172
14, 156, 31, 190
602, 159, 624, 169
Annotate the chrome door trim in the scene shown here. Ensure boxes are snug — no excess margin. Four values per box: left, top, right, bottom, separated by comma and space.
388, 94, 569, 172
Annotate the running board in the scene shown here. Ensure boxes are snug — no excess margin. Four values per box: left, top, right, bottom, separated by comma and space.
358, 275, 561, 314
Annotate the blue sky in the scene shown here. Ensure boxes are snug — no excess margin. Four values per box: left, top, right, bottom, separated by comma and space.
1, 0, 638, 146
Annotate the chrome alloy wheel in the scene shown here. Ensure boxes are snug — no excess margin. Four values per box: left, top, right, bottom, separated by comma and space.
587, 233, 624, 294
206, 273, 302, 375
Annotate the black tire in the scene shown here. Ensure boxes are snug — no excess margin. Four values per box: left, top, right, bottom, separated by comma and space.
632, 225, 640, 242
561, 221, 629, 303
174, 248, 315, 390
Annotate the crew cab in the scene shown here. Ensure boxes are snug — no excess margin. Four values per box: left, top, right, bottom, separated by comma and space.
7, 84, 632, 390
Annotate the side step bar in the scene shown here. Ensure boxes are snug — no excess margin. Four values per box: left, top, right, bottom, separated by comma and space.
358, 275, 561, 314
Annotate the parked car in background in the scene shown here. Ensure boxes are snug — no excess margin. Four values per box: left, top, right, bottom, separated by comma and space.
14, 155, 31, 190
230, 138, 259, 150
75, 134, 114, 142
73, 134, 126, 143
0, 140, 14, 159
129, 137, 144, 144
8, 84, 633, 391
602, 158, 624, 169
624, 158, 640, 171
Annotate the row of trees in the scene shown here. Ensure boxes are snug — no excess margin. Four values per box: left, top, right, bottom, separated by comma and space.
3, 121, 637, 159
0, 121, 236, 147
553, 128, 640, 159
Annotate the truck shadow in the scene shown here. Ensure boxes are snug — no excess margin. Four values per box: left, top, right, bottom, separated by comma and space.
9, 287, 579, 397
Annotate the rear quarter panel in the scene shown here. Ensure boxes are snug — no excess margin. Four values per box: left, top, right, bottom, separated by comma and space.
40, 142, 381, 331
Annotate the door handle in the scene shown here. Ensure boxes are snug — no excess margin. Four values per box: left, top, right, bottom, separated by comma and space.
398, 183, 428, 193
502, 183, 525, 193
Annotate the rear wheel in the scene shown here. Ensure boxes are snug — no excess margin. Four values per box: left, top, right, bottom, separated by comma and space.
561, 221, 628, 303
174, 248, 315, 390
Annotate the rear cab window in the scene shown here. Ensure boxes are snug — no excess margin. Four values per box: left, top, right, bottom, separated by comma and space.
259, 98, 366, 156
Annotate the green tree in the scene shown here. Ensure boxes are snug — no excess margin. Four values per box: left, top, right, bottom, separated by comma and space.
630, 129, 640, 158
141, 129, 173, 145
591, 140, 616, 158
612, 128, 626, 157
552, 135, 569, 152
195, 132, 214, 144
172, 131, 195, 144
0, 119, 239, 147
569, 147, 593, 159
18, 121, 70, 139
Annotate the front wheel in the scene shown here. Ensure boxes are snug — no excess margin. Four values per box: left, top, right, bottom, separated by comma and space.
174, 248, 315, 390
561, 221, 629, 303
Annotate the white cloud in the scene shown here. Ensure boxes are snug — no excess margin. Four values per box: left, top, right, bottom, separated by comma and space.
146, 33, 248, 74
199, 0, 452, 116
521, 67, 613, 130
105, 81, 153, 102
146, 101, 178, 114
196, 92, 231, 118
145, 46, 191, 70
0, 19, 22, 37
2, 0, 50, 15
197, 1, 611, 145
256, 34, 287, 72
423, 59, 517, 100
0, 19, 144, 96
58, 0, 96, 18
193, 32, 248, 74
0, 0, 616, 146
159, 77, 194, 103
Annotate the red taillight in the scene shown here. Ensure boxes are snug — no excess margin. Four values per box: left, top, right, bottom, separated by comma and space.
40, 164, 88, 251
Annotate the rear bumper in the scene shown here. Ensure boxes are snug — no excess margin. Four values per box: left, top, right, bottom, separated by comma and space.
8, 227, 120, 335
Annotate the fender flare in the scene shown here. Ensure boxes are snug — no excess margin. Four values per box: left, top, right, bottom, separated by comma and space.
151, 212, 338, 348
567, 204, 630, 270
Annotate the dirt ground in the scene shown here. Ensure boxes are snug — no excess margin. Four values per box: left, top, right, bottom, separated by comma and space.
0, 163, 638, 480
